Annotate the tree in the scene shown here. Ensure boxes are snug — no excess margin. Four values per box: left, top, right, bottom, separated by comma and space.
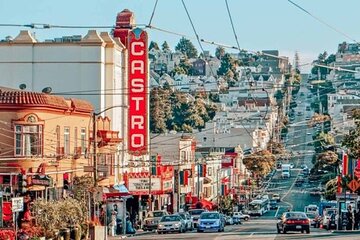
149, 41, 160, 50
317, 150, 338, 165
162, 41, 170, 51
342, 109, 360, 158
324, 178, 337, 200
308, 113, 331, 127
32, 198, 87, 238
217, 53, 239, 81
175, 37, 198, 58
267, 140, 286, 155
219, 196, 235, 216
215, 46, 226, 60
243, 150, 276, 176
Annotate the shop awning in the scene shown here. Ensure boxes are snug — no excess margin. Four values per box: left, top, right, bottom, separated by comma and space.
200, 199, 215, 210
103, 184, 132, 199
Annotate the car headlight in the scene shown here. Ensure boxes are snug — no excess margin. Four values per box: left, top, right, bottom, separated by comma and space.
158, 224, 164, 228
174, 223, 180, 227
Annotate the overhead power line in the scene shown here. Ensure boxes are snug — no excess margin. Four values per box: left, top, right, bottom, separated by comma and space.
148, 0, 159, 26
288, 0, 359, 44
180, 0, 216, 77
224, 0, 241, 52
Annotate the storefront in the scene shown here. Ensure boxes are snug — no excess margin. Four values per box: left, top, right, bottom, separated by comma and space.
124, 165, 174, 218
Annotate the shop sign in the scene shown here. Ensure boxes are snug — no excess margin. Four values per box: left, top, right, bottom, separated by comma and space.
11, 197, 23, 212
128, 28, 148, 155
162, 179, 173, 191
128, 177, 161, 194
31, 175, 52, 187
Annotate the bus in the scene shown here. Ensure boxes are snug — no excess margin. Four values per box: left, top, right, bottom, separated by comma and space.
247, 198, 270, 216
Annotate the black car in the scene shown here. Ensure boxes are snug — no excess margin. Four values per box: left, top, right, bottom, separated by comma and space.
277, 212, 310, 234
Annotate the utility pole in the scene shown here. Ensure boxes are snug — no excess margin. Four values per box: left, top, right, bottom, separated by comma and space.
197, 160, 200, 199
93, 112, 98, 187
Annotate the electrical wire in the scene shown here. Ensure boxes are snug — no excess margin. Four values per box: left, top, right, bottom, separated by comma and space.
180, 0, 216, 77
287, 0, 359, 44
224, 0, 241, 52
148, 0, 159, 27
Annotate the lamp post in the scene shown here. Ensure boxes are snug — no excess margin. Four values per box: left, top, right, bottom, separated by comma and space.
92, 105, 127, 187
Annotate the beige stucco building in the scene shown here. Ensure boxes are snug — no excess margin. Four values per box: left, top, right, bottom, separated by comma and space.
0, 87, 120, 198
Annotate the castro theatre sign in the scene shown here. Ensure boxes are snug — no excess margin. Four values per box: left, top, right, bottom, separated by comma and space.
128, 28, 149, 155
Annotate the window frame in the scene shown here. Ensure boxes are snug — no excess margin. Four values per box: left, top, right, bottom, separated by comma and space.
14, 124, 43, 157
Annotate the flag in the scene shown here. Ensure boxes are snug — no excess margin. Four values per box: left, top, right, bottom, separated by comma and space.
342, 151, 348, 176
337, 175, 342, 193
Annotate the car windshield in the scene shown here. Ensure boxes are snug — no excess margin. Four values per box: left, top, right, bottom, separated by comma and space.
161, 216, 181, 222
153, 211, 166, 217
189, 210, 204, 215
307, 213, 317, 219
178, 213, 187, 219
326, 210, 336, 216
286, 212, 307, 218
200, 213, 219, 219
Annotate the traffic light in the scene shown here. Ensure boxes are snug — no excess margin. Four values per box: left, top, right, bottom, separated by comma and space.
17, 174, 27, 193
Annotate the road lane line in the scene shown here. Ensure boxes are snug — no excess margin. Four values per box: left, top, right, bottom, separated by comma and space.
275, 207, 280, 217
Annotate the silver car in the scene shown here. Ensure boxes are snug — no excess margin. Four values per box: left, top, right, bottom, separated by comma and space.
157, 215, 186, 234
177, 212, 194, 231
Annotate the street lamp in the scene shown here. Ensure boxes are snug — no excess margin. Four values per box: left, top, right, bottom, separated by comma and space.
92, 105, 128, 187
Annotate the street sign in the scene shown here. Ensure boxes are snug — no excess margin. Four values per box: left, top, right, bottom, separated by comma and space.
347, 179, 360, 192
84, 166, 94, 172
11, 197, 24, 212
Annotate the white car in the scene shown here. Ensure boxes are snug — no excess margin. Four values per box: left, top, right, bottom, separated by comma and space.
233, 212, 250, 221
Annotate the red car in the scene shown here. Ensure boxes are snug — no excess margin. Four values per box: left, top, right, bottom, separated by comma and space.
277, 212, 310, 234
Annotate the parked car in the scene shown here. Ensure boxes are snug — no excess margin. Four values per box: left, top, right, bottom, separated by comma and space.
197, 212, 225, 232
233, 212, 250, 221
157, 214, 186, 234
327, 213, 337, 230
232, 216, 242, 225
277, 212, 310, 234
188, 209, 206, 228
269, 199, 278, 210
177, 212, 194, 231
225, 215, 234, 225
143, 210, 169, 231
272, 194, 281, 202
306, 213, 319, 227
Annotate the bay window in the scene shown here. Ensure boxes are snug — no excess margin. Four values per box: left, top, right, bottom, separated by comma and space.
15, 125, 43, 156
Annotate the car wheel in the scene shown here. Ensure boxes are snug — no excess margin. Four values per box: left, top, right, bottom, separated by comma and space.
306, 229, 310, 234
244, 217, 249, 221
158, 231, 162, 234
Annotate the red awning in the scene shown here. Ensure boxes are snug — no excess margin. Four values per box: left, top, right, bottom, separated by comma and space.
200, 199, 215, 210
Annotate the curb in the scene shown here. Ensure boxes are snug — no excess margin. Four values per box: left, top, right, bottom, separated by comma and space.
331, 230, 360, 234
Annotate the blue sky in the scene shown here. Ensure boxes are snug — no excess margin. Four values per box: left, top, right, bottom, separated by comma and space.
1, 0, 360, 72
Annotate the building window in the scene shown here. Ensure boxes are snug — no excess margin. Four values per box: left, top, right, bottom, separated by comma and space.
64, 127, 70, 155
15, 125, 43, 156
81, 128, 86, 154
74, 127, 78, 154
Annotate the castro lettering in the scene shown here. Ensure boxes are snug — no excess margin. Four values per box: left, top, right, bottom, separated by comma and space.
128, 29, 148, 155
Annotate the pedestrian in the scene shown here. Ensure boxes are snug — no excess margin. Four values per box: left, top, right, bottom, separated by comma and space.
355, 209, 360, 230
109, 210, 117, 236
346, 205, 354, 230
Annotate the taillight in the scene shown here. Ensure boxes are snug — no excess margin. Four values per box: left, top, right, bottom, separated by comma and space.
303, 219, 310, 224
286, 220, 294, 224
